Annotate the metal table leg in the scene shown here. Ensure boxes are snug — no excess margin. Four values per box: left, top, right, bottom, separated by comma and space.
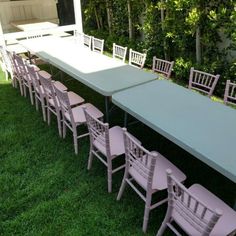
124, 112, 128, 127
105, 96, 109, 122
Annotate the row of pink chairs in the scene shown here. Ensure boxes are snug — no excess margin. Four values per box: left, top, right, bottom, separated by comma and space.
6, 50, 104, 155
83, 108, 236, 235
3, 48, 236, 235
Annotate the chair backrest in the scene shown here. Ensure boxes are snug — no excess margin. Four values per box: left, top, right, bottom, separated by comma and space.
38, 72, 60, 108
113, 43, 127, 62
188, 67, 220, 97
129, 49, 146, 69
26, 63, 41, 93
224, 80, 236, 106
74, 31, 92, 49
152, 56, 174, 79
54, 86, 75, 125
83, 107, 111, 157
0, 46, 12, 74
83, 34, 92, 49
165, 169, 222, 236
13, 53, 28, 78
92, 37, 104, 54
12, 52, 24, 78
123, 128, 157, 190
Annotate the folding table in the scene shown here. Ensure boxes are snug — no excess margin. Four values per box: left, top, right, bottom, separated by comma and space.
20, 36, 157, 120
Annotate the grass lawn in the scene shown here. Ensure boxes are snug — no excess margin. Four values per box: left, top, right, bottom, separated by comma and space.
0, 66, 235, 236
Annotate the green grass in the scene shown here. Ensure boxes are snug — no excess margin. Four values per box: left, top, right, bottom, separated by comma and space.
0, 67, 235, 236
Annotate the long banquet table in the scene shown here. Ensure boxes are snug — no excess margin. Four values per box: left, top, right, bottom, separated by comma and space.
112, 80, 236, 189
19, 36, 157, 120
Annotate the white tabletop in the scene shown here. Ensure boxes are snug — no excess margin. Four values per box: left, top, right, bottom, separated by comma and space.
11, 19, 58, 31
20, 36, 157, 96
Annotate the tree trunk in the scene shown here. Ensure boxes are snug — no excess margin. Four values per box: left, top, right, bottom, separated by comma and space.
106, 0, 112, 34
94, 7, 101, 30
161, 0, 168, 60
196, 26, 201, 63
127, 0, 133, 40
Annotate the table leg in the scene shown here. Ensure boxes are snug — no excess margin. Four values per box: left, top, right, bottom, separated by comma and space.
124, 112, 128, 127
105, 96, 109, 122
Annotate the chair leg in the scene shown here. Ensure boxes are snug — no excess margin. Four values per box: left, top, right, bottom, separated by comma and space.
142, 192, 152, 233
156, 219, 169, 236
107, 160, 112, 193
47, 105, 51, 125
23, 83, 27, 97
87, 145, 94, 170
117, 171, 129, 200
41, 99, 47, 122
73, 128, 78, 155
29, 85, 34, 105
4, 70, 8, 80
156, 203, 173, 236
56, 112, 62, 137
18, 80, 24, 96
35, 95, 39, 111
62, 119, 67, 138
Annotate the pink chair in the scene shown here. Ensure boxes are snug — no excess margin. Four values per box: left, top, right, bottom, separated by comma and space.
188, 67, 220, 97
5, 50, 24, 94
0, 46, 13, 81
157, 169, 236, 236
224, 80, 236, 106
54, 86, 103, 154
117, 128, 186, 233
83, 107, 126, 193
14, 54, 36, 105
26, 64, 47, 122
39, 74, 85, 137
152, 56, 174, 79
129, 49, 146, 69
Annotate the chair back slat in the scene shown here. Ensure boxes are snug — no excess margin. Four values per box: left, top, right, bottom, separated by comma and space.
84, 108, 111, 156
54, 86, 75, 124
113, 43, 127, 62
84, 34, 92, 48
189, 67, 220, 97
92, 37, 104, 54
152, 56, 174, 79
38, 72, 61, 111
123, 129, 157, 189
224, 80, 236, 106
166, 170, 222, 235
26, 64, 41, 93
13, 54, 28, 79
129, 49, 146, 69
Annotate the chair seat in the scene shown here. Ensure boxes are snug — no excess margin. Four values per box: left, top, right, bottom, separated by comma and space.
67, 91, 84, 106
65, 103, 103, 124
183, 184, 236, 236
93, 126, 125, 157
129, 152, 186, 191
52, 81, 67, 91
49, 91, 84, 108
38, 70, 51, 79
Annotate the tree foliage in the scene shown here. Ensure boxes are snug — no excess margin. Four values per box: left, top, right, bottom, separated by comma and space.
80, 0, 236, 96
